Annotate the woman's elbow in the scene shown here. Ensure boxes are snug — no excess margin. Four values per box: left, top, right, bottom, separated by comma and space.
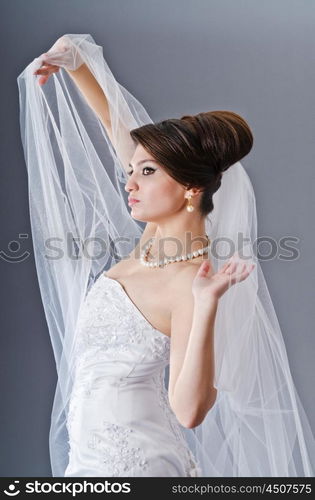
178, 391, 217, 429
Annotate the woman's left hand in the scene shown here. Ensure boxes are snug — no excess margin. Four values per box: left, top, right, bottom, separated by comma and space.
192, 255, 255, 302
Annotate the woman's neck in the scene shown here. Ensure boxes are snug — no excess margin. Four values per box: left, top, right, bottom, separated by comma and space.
148, 224, 209, 262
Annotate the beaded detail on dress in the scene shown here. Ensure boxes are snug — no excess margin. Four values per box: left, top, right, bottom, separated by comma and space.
73, 274, 171, 369
153, 369, 202, 477
87, 421, 148, 476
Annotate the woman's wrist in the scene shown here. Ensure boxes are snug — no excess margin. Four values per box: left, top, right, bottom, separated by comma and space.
44, 36, 84, 71
193, 295, 218, 317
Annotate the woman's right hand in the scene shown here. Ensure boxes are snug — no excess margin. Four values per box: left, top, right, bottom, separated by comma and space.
33, 36, 84, 85
33, 60, 61, 86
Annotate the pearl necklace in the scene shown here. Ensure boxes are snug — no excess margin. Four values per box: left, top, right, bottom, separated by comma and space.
140, 235, 210, 268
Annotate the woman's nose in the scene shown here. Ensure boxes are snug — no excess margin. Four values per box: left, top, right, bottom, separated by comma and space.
124, 176, 138, 192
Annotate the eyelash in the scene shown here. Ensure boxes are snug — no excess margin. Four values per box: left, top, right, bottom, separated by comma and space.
127, 167, 156, 176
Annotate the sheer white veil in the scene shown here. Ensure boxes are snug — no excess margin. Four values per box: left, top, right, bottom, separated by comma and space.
17, 34, 315, 477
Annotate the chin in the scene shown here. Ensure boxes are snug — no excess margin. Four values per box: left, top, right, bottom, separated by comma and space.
130, 212, 155, 224
130, 212, 146, 222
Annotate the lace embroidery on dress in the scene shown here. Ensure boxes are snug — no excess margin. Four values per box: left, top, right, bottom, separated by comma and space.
66, 379, 95, 442
149, 334, 171, 360
73, 275, 171, 367
102, 275, 172, 358
154, 370, 202, 477
87, 421, 148, 476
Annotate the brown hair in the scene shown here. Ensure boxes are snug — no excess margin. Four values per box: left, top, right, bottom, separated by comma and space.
130, 111, 253, 216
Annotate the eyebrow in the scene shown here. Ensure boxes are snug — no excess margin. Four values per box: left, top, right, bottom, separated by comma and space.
128, 159, 156, 168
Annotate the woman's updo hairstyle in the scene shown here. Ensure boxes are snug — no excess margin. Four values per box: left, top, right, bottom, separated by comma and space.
130, 110, 253, 216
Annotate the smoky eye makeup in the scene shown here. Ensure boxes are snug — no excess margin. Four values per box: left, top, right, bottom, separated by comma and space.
127, 166, 156, 176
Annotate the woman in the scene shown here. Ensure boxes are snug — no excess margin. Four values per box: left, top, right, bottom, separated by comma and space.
17, 34, 315, 477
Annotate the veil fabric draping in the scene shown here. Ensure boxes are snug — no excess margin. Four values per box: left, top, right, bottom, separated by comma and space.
17, 34, 315, 477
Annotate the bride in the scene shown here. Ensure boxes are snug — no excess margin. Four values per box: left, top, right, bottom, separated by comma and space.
17, 34, 315, 477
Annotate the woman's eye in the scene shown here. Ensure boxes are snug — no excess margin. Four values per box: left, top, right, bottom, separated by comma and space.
143, 167, 155, 175
127, 167, 155, 176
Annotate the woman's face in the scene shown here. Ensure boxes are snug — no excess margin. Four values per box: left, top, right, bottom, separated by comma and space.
125, 144, 188, 223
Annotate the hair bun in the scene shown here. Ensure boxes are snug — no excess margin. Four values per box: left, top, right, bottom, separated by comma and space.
181, 110, 253, 173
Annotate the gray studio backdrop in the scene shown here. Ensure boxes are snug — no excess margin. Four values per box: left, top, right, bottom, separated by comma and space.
1, 0, 314, 476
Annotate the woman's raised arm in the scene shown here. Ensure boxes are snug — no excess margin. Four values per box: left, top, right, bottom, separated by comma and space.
33, 36, 132, 171
66, 63, 113, 139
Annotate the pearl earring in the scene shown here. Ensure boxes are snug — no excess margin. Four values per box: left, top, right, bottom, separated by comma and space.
186, 193, 194, 212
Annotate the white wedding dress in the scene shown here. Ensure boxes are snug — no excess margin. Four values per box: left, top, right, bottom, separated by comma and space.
64, 273, 201, 477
